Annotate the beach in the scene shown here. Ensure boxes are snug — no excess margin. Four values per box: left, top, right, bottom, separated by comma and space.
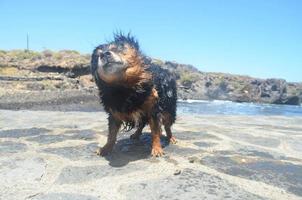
1, 1, 301, 199
1, 109, 302, 200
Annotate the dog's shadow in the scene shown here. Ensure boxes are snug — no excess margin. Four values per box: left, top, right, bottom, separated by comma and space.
104, 133, 170, 167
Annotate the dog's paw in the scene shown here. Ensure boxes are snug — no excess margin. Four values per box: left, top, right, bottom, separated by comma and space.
151, 146, 165, 157
96, 145, 113, 156
169, 136, 177, 144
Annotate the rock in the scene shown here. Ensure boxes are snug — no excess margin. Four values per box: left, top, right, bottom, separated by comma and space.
173, 169, 181, 175
274, 95, 301, 105
188, 156, 199, 163
251, 79, 261, 85
65, 71, 76, 78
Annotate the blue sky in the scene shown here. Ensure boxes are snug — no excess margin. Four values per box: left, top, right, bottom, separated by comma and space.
0, 0, 301, 82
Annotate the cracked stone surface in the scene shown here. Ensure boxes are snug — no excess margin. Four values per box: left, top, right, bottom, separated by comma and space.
118, 168, 266, 200
0, 141, 27, 154
32, 193, 100, 200
0, 110, 302, 200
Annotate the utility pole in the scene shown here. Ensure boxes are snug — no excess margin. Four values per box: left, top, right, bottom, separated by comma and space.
26, 33, 29, 51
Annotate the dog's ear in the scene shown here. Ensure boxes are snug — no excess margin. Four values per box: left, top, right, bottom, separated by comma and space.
113, 31, 140, 51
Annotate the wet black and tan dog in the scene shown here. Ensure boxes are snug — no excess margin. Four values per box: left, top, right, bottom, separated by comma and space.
91, 33, 177, 157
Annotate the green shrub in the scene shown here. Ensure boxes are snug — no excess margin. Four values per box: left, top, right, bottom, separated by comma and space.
59, 50, 80, 54
179, 72, 199, 86
7, 50, 40, 60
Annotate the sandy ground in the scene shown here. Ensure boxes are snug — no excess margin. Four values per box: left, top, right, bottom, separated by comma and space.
1, 110, 302, 200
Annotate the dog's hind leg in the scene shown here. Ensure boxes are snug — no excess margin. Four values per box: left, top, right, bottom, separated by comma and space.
130, 122, 145, 140
164, 125, 177, 144
163, 113, 177, 144
96, 114, 122, 156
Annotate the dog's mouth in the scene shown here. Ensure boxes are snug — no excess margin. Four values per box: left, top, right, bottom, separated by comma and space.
100, 60, 126, 75
103, 61, 123, 68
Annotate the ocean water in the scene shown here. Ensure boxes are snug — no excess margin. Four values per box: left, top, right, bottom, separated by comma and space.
177, 100, 302, 116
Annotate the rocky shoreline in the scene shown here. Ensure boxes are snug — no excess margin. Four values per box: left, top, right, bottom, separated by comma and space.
0, 89, 102, 111
0, 49, 301, 107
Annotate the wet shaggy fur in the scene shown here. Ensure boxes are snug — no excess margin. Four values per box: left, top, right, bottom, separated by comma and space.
91, 33, 177, 157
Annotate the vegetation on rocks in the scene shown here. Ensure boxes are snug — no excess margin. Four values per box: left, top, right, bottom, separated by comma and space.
0, 49, 90, 69
0, 49, 301, 105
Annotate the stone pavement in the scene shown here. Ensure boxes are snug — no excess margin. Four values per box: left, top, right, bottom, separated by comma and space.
0, 110, 302, 200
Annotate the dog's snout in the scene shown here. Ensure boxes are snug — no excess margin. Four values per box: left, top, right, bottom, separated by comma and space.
98, 51, 111, 60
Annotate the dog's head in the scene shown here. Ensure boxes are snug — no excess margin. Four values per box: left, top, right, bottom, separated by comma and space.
91, 33, 148, 85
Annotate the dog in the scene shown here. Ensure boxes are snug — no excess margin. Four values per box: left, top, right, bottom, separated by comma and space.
91, 33, 177, 157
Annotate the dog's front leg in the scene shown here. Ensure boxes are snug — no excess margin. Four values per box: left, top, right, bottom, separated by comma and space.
97, 114, 121, 156
149, 117, 164, 157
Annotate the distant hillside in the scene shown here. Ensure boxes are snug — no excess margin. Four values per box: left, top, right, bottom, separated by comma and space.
0, 49, 301, 105
148, 58, 302, 105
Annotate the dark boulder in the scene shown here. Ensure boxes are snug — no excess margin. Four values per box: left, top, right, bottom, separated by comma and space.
274, 96, 300, 106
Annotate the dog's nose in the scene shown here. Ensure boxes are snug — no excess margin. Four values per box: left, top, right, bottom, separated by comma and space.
99, 51, 111, 59
103, 51, 111, 57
